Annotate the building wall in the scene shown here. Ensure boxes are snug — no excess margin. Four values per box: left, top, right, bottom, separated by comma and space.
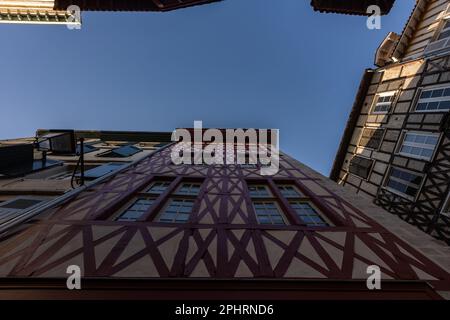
0, 142, 449, 298
0, 130, 171, 235
334, 0, 450, 244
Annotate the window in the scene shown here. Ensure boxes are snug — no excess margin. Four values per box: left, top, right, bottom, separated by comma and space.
349, 156, 374, 180
398, 132, 439, 161
116, 199, 154, 221
252, 201, 285, 225
175, 183, 202, 196
359, 128, 384, 149
437, 19, 450, 41
0, 199, 42, 210
76, 144, 98, 155
147, 181, 171, 194
97, 145, 141, 158
277, 185, 302, 198
290, 202, 328, 227
0, 158, 62, 178
424, 19, 450, 55
158, 199, 194, 223
385, 167, 423, 199
80, 162, 126, 180
248, 185, 271, 198
415, 86, 450, 112
0, 198, 45, 220
372, 92, 396, 114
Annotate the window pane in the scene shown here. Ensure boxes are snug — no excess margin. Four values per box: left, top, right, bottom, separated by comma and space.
116, 198, 154, 221
290, 201, 328, 227
277, 185, 301, 198
253, 201, 285, 225
176, 183, 202, 195
417, 87, 450, 112
386, 167, 422, 198
248, 185, 271, 197
158, 198, 194, 223
399, 132, 439, 160
147, 181, 171, 193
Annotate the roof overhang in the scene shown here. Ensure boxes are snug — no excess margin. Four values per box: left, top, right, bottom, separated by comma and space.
310, 0, 396, 16
54, 0, 222, 12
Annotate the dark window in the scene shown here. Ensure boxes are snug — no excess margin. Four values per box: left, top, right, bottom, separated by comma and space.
0, 158, 62, 178
416, 86, 450, 112
147, 181, 171, 194
80, 163, 126, 180
76, 144, 98, 155
97, 145, 141, 158
349, 156, 374, 179
158, 199, 194, 223
386, 167, 423, 199
359, 128, 384, 149
277, 185, 302, 198
248, 185, 271, 198
116, 199, 154, 221
290, 201, 328, 227
253, 201, 285, 225
175, 183, 202, 196
0, 199, 42, 210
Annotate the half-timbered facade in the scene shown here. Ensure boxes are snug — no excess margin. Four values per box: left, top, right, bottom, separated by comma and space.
331, 0, 450, 245
0, 129, 449, 299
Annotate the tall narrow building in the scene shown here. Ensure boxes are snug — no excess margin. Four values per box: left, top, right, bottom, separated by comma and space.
331, 0, 450, 245
0, 128, 449, 299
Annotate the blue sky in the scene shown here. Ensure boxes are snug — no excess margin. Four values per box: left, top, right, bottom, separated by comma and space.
0, 0, 415, 175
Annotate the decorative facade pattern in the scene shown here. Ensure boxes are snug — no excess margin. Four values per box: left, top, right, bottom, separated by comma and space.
0, 143, 449, 298
331, 0, 450, 245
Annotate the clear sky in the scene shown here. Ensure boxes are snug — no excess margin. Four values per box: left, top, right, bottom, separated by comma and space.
0, 0, 415, 175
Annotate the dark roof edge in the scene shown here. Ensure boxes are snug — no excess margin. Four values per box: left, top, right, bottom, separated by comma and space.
310, 0, 396, 16
35, 129, 173, 142
329, 69, 375, 181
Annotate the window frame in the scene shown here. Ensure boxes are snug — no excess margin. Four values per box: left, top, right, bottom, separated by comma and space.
371, 91, 397, 115
288, 200, 329, 227
413, 84, 450, 113
383, 166, 425, 201
248, 184, 273, 198
0, 197, 47, 222
115, 197, 157, 222
276, 184, 303, 198
348, 155, 375, 180
396, 130, 441, 161
358, 127, 385, 150
96, 145, 142, 158
146, 180, 172, 195
155, 197, 196, 224
252, 200, 287, 226
174, 182, 203, 196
